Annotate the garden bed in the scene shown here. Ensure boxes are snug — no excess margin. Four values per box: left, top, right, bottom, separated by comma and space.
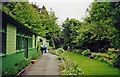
49, 48, 84, 75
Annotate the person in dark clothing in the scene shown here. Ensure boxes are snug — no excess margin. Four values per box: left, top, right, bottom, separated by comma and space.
44, 44, 47, 53
41, 44, 44, 54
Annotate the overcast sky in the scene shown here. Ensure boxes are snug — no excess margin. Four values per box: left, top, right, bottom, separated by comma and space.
29, 0, 94, 25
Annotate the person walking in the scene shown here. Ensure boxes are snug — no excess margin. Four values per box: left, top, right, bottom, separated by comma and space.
44, 44, 47, 53
41, 44, 44, 54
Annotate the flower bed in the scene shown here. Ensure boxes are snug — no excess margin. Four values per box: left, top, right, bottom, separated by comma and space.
50, 48, 84, 75
57, 55, 84, 75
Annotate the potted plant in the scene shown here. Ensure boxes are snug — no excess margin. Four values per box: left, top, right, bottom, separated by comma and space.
31, 60, 36, 64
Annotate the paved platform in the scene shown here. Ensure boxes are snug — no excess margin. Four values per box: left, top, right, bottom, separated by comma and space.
22, 53, 60, 75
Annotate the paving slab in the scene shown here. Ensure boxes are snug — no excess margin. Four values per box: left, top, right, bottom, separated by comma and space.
22, 53, 60, 75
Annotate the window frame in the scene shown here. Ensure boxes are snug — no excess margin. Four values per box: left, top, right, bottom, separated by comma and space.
0, 25, 6, 54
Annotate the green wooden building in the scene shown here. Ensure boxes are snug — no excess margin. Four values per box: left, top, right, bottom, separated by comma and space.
0, 11, 49, 74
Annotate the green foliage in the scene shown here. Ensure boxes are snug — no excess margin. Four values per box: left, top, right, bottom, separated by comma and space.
90, 52, 120, 67
49, 50, 56, 55
102, 58, 107, 63
52, 46, 55, 49
73, 49, 82, 54
32, 52, 41, 60
91, 53, 96, 58
61, 18, 82, 50
57, 54, 84, 75
94, 56, 99, 60
107, 60, 113, 66
2, 2, 61, 48
20, 60, 26, 68
82, 49, 90, 56
96, 53, 101, 58
16, 64, 22, 72
63, 52, 119, 75
67, 46, 70, 51
25, 59, 31, 66
84, 2, 120, 50
108, 52, 112, 56
113, 51, 120, 68
3, 66, 18, 76
56, 48, 65, 55
98, 57, 104, 62
3, 58, 31, 76
60, 2, 120, 51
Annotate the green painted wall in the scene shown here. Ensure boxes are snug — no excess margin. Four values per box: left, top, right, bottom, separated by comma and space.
28, 48, 37, 58
1, 23, 39, 73
6, 23, 16, 54
2, 52, 25, 72
2, 48, 38, 72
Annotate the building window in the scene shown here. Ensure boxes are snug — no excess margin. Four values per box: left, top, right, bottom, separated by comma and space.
0, 27, 6, 53
35, 36, 36, 48
31, 38, 32, 48
16, 36, 20, 50
16, 28, 22, 50
0, 31, 2, 53
22, 37, 24, 49
28, 38, 30, 48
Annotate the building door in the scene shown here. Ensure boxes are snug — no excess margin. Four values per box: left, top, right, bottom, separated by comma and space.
25, 38, 28, 58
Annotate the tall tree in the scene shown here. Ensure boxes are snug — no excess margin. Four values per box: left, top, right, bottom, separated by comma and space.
61, 18, 82, 50
84, 1, 120, 49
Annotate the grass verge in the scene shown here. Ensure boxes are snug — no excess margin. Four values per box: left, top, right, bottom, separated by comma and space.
62, 52, 120, 75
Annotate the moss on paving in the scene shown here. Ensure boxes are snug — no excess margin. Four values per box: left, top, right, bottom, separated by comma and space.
62, 52, 120, 75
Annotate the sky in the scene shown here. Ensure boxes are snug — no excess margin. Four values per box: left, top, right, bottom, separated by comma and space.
29, 0, 94, 25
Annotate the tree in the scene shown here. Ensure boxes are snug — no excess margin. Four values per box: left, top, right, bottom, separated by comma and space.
2, 2, 61, 48
61, 18, 82, 50
84, 2, 120, 49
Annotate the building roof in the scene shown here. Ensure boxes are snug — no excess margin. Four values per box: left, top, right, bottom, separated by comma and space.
2, 10, 39, 36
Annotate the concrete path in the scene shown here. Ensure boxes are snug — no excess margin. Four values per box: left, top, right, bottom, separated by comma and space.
22, 53, 60, 75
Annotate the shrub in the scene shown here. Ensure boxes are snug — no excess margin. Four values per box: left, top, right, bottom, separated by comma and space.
17, 65, 22, 72
20, 60, 26, 69
108, 48, 115, 52
57, 56, 84, 75
50, 50, 56, 54
32, 52, 40, 60
14, 62, 22, 72
3, 58, 31, 76
103, 58, 108, 63
107, 60, 113, 66
113, 51, 120, 68
82, 49, 90, 56
49, 47, 52, 50
73, 49, 81, 54
73, 49, 77, 53
56, 48, 65, 55
98, 57, 104, 62
96, 53, 101, 58
25, 58, 31, 66
91, 53, 96, 58
94, 56, 99, 60
67, 46, 70, 51
108, 52, 112, 56
52, 46, 55, 49
3, 66, 18, 76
